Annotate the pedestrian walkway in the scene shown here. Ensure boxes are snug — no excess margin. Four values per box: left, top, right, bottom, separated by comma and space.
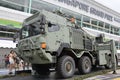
0, 67, 32, 76
0, 69, 15, 76
84, 69, 120, 80
0, 68, 120, 79
84, 63, 120, 80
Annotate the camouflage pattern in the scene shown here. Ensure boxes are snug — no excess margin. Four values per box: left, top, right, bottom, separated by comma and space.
16, 10, 117, 75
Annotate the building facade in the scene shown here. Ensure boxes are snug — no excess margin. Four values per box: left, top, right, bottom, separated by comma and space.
0, 0, 120, 49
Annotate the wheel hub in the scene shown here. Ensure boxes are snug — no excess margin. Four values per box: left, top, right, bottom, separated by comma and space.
65, 62, 72, 72
85, 60, 90, 70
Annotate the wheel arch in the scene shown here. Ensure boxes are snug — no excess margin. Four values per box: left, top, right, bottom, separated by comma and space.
57, 43, 71, 57
79, 51, 95, 65
58, 49, 95, 66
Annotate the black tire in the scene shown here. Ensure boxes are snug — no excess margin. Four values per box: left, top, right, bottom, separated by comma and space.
57, 56, 75, 78
105, 57, 112, 69
78, 56, 92, 74
105, 56, 118, 69
32, 64, 50, 76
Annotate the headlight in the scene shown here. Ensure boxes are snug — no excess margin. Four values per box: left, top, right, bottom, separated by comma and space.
41, 42, 46, 49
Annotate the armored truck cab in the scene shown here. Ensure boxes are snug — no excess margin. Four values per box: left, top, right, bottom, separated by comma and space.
16, 10, 117, 78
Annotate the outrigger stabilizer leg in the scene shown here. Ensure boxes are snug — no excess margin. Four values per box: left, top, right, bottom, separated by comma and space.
111, 40, 117, 74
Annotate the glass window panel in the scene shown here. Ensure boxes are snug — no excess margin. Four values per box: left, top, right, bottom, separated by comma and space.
4, 0, 26, 5
110, 26, 114, 34
113, 27, 119, 35
8, 34, 14, 38
61, 8, 82, 21
98, 21, 104, 27
0, 32, 14, 38
92, 26, 97, 30
91, 19, 97, 25
116, 42, 120, 49
115, 41, 118, 45
105, 29, 109, 33
119, 43, 120, 47
48, 24, 60, 32
77, 21, 81, 27
114, 27, 119, 32
105, 23, 110, 29
83, 16, 90, 23
32, 0, 60, 12
0, 33, 6, 37
0, 0, 25, 12
83, 23, 91, 28
98, 27, 103, 31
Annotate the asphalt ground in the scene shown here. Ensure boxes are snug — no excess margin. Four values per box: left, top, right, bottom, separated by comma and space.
0, 68, 119, 80
1, 71, 120, 80
0, 63, 120, 80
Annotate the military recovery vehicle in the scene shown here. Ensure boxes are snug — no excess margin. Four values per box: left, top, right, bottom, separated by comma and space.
14, 10, 118, 78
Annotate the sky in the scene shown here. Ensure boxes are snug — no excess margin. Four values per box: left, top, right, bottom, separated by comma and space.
95, 0, 120, 13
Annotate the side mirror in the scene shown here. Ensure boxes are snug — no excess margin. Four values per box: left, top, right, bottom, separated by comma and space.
13, 37, 16, 43
13, 32, 19, 42
48, 22, 52, 27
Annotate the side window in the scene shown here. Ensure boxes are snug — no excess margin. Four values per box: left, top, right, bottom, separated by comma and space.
21, 26, 29, 39
48, 24, 60, 32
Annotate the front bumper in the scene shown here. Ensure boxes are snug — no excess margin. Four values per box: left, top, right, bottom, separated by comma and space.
17, 48, 56, 64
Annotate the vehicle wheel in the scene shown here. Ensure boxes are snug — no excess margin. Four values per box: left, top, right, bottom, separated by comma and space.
78, 56, 92, 74
57, 56, 75, 78
31, 69, 40, 78
105, 56, 112, 69
32, 64, 50, 76
105, 56, 118, 69
37, 68, 50, 75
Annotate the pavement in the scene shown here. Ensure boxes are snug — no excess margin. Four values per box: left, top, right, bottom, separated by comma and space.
0, 68, 15, 76
85, 70, 120, 80
1, 68, 120, 80
85, 63, 120, 80
0, 67, 31, 76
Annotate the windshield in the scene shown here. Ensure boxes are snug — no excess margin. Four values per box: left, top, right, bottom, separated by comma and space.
20, 22, 45, 39
48, 23, 60, 32
20, 14, 47, 39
